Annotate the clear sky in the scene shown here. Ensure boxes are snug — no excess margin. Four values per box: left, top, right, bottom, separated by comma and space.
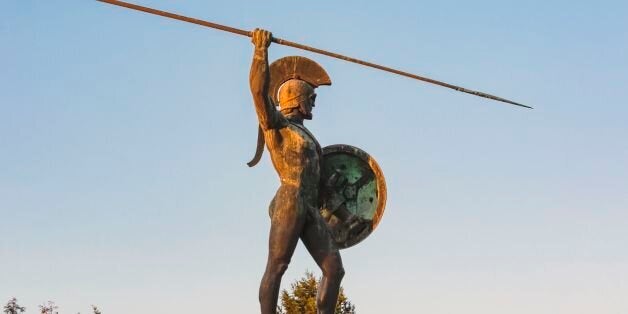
2, 0, 627, 313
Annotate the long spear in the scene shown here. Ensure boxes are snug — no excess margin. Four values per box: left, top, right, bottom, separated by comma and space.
97, 0, 531, 109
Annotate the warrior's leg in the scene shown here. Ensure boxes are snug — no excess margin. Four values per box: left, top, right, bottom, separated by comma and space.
301, 212, 345, 314
259, 186, 306, 314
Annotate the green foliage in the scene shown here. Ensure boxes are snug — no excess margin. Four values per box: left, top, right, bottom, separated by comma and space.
4, 299, 101, 314
277, 271, 356, 314
38, 301, 57, 314
3, 298, 26, 314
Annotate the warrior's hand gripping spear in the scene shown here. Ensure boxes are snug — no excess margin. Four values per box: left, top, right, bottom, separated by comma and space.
96, 0, 532, 109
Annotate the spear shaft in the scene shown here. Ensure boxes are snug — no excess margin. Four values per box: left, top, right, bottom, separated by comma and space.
97, 0, 531, 109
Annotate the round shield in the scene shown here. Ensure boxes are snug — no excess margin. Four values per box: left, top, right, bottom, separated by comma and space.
320, 144, 387, 249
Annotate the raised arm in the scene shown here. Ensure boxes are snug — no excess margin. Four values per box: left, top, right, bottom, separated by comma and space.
249, 28, 284, 130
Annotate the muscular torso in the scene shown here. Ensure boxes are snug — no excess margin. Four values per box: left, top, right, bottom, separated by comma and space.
249, 42, 321, 198
265, 121, 321, 192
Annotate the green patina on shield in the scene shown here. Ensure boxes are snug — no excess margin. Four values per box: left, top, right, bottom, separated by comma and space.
322, 153, 378, 219
320, 144, 386, 249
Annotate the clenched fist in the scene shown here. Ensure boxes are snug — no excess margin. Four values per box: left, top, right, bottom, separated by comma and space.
251, 28, 272, 49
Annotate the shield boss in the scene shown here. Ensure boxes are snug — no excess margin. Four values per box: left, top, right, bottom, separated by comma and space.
320, 144, 387, 249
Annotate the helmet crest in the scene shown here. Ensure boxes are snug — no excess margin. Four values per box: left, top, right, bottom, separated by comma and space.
269, 56, 331, 107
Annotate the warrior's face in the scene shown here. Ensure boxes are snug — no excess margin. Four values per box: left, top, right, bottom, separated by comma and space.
278, 79, 316, 119
301, 92, 317, 120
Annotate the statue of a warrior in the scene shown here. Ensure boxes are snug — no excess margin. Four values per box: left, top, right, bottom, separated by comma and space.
249, 28, 386, 314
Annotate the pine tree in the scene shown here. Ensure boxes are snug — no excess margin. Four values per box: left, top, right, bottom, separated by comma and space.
277, 271, 356, 314
39, 301, 58, 314
3, 298, 26, 314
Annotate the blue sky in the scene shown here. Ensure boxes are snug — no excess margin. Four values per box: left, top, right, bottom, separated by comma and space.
2, 0, 627, 313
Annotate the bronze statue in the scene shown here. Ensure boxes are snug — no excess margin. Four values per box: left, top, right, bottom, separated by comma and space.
249, 26, 391, 313
249, 28, 347, 314
249, 27, 388, 314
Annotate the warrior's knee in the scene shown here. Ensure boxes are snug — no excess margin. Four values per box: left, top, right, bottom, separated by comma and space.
322, 263, 345, 279
267, 260, 290, 277
336, 265, 346, 279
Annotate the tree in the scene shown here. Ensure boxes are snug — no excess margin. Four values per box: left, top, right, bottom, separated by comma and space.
39, 301, 58, 314
277, 271, 356, 314
3, 298, 26, 314
91, 305, 102, 314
